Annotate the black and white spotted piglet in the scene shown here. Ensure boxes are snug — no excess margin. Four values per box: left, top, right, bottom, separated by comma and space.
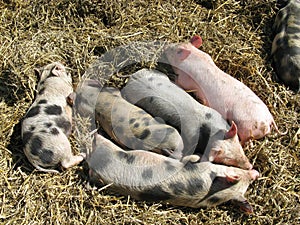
272, 0, 300, 93
88, 133, 259, 214
21, 62, 85, 173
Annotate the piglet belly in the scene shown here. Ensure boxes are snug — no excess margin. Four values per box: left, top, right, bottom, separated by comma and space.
189, 73, 235, 119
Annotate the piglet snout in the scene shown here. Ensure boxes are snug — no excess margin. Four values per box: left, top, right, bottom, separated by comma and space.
244, 162, 253, 170
249, 169, 260, 181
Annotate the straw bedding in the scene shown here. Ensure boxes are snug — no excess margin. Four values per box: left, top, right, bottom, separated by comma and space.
0, 0, 299, 224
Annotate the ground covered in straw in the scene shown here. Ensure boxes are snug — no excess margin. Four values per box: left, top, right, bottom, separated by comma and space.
0, 0, 299, 224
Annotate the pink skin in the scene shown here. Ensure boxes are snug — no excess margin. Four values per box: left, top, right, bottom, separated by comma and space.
209, 121, 253, 170
165, 35, 286, 145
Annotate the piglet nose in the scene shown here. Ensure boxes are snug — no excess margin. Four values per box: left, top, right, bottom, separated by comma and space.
247, 163, 253, 170
249, 169, 260, 180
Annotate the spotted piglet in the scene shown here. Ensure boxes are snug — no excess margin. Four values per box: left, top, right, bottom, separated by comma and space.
73, 79, 184, 159
272, 0, 300, 93
121, 69, 252, 170
88, 133, 259, 214
21, 62, 85, 173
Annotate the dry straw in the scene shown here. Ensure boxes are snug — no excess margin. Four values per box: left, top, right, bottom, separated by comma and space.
0, 0, 299, 224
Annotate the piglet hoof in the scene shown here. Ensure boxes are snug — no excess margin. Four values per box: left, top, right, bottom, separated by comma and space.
34, 165, 60, 173
181, 154, 201, 164
61, 154, 85, 169
80, 152, 87, 159
233, 199, 254, 215
66, 92, 75, 106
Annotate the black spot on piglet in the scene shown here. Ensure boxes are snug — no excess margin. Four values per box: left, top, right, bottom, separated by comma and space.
45, 122, 52, 128
136, 129, 151, 140
39, 149, 54, 164
38, 87, 46, 95
139, 186, 172, 201
186, 177, 205, 195
164, 160, 176, 172
45, 105, 62, 115
55, 118, 71, 134
207, 196, 222, 205
129, 118, 136, 124
183, 161, 198, 172
25, 105, 40, 118
30, 136, 43, 156
50, 127, 60, 135
141, 168, 153, 180
38, 99, 47, 104
117, 151, 136, 164
205, 113, 212, 119
198, 177, 233, 203
22, 131, 33, 145
168, 181, 185, 195
195, 124, 211, 153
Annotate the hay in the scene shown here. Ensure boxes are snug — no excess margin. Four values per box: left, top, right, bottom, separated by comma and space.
0, 0, 299, 224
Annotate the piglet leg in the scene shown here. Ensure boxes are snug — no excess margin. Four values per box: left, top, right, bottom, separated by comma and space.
61, 153, 86, 169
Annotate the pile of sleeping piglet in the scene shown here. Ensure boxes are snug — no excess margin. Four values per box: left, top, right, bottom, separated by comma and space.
21, 1, 300, 215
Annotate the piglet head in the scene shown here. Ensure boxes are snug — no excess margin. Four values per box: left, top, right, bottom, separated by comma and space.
226, 167, 259, 214
207, 166, 259, 214
165, 35, 203, 65
208, 122, 253, 170
165, 43, 192, 67
36, 62, 71, 88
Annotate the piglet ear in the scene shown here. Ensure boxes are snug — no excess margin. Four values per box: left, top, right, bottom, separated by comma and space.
208, 148, 223, 163
66, 92, 75, 106
51, 65, 65, 77
225, 173, 241, 184
177, 48, 191, 61
224, 121, 238, 139
190, 35, 203, 48
34, 68, 42, 78
85, 79, 102, 88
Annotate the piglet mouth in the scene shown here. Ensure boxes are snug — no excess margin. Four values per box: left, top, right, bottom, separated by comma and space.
233, 199, 254, 214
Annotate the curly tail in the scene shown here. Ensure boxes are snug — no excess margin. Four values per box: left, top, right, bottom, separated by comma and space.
271, 120, 288, 135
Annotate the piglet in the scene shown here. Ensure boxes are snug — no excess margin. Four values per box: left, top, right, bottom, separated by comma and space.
21, 62, 85, 173
165, 35, 286, 145
88, 132, 259, 214
121, 69, 252, 170
271, 0, 300, 93
73, 79, 184, 159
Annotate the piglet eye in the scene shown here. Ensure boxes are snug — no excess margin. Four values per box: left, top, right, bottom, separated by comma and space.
49, 67, 56, 76
177, 49, 183, 55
